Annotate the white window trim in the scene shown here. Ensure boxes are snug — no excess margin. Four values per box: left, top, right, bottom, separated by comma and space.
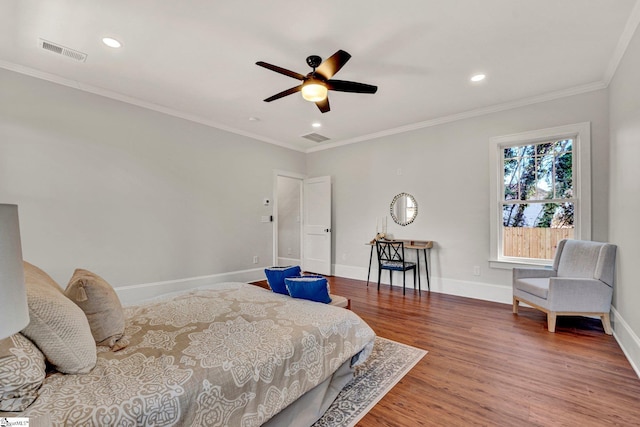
489, 122, 591, 269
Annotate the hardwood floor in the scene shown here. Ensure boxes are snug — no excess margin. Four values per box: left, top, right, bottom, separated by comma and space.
256, 277, 640, 426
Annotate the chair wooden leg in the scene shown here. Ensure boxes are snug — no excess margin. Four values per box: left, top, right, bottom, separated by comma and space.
547, 312, 557, 333
512, 297, 519, 314
601, 313, 613, 335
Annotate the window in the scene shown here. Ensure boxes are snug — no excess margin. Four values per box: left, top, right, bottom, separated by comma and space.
489, 123, 591, 267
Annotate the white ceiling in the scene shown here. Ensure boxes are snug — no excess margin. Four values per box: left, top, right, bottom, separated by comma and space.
1, 0, 639, 152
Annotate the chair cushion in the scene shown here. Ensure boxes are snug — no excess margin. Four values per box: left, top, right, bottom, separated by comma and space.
21, 261, 97, 374
381, 261, 415, 270
515, 277, 550, 300
65, 269, 127, 350
284, 276, 332, 304
0, 333, 46, 411
264, 266, 301, 295
556, 240, 602, 279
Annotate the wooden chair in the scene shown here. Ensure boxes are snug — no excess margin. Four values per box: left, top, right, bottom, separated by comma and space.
375, 241, 417, 295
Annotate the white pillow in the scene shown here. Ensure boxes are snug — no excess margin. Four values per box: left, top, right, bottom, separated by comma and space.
65, 269, 127, 350
21, 262, 97, 374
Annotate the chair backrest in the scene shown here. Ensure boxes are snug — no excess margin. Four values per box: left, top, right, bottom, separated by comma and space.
376, 241, 406, 264
553, 239, 617, 287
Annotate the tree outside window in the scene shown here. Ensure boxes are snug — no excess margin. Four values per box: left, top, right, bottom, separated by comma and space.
501, 139, 574, 260
489, 122, 590, 267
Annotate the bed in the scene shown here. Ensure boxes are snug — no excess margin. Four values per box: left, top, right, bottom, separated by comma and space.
0, 265, 375, 427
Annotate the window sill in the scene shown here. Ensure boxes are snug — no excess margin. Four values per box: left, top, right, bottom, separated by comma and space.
489, 259, 553, 270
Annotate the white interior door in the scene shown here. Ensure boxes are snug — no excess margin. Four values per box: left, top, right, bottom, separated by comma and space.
303, 176, 332, 275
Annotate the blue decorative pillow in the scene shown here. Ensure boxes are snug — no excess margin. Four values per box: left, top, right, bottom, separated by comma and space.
284, 276, 332, 304
264, 266, 301, 295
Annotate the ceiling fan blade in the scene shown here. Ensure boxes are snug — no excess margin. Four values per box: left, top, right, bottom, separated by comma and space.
264, 85, 303, 102
315, 50, 351, 80
316, 97, 330, 113
327, 79, 378, 94
256, 61, 306, 80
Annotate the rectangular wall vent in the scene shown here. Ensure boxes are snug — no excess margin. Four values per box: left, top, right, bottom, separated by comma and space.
39, 38, 87, 62
301, 132, 330, 143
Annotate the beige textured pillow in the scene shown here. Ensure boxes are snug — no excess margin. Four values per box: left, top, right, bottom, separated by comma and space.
65, 269, 127, 350
0, 333, 46, 411
21, 261, 97, 374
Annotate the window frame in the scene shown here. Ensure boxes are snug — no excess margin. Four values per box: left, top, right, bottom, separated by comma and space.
489, 122, 591, 269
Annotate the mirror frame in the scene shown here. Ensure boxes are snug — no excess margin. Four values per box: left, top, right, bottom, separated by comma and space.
390, 192, 418, 226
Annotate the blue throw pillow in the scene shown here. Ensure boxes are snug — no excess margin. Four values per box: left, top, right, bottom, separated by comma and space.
264, 266, 301, 295
284, 276, 332, 304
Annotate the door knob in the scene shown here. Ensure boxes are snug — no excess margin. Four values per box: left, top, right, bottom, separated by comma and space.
325, 228, 331, 232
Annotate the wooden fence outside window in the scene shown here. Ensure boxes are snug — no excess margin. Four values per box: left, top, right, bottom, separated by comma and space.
503, 227, 574, 260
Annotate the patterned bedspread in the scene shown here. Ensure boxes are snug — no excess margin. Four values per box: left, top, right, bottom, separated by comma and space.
17, 282, 375, 426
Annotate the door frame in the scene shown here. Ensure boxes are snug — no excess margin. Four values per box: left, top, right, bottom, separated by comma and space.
272, 170, 305, 267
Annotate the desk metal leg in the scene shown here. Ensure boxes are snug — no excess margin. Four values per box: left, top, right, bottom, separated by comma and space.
415, 249, 421, 292
366, 245, 374, 286
423, 248, 430, 291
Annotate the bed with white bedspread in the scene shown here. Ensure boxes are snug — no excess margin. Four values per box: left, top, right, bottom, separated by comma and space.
1, 281, 375, 426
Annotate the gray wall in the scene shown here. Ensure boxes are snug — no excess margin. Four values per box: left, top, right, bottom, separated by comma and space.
3, 48, 638, 370
306, 89, 610, 296
0, 69, 305, 287
609, 24, 640, 369
3, 47, 637, 369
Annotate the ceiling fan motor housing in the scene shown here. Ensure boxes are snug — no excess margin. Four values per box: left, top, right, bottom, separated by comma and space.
306, 55, 322, 69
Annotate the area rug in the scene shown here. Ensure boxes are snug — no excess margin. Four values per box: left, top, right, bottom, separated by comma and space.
312, 336, 428, 427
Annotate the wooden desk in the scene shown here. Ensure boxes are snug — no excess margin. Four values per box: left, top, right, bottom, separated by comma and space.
366, 240, 433, 291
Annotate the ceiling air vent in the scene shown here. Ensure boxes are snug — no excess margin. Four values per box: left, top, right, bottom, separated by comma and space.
301, 132, 330, 143
39, 38, 87, 62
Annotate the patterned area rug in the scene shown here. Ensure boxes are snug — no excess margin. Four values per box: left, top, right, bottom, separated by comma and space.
313, 337, 428, 427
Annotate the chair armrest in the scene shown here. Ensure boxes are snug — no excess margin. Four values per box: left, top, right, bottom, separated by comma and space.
513, 267, 556, 280
547, 277, 613, 312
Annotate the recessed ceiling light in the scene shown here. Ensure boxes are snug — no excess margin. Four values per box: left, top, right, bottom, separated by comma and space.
470, 73, 486, 82
312, 122, 322, 128
102, 37, 122, 48
248, 116, 260, 122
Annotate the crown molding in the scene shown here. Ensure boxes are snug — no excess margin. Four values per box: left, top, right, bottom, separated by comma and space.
0, 60, 306, 153
603, 0, 640, 86
306, 81, 607, 153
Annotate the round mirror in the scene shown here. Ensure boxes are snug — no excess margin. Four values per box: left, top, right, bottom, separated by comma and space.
390, 193, 418, 226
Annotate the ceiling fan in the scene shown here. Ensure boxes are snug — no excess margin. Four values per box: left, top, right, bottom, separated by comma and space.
256, 50, 378, 113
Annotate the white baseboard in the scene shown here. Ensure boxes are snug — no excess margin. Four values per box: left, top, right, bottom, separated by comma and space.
113, 263, 639, 380
114, 267, 265, 306
333, 264, 512, 304
611, 307, 640, 379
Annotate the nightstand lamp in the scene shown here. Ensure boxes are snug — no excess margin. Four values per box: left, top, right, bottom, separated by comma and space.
0, 204, 29, 340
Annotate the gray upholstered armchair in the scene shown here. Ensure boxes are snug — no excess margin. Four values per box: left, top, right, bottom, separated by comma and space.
512, 239, 617, 334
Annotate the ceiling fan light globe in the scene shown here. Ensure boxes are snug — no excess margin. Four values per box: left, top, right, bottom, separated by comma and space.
301, 83, 328, 102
